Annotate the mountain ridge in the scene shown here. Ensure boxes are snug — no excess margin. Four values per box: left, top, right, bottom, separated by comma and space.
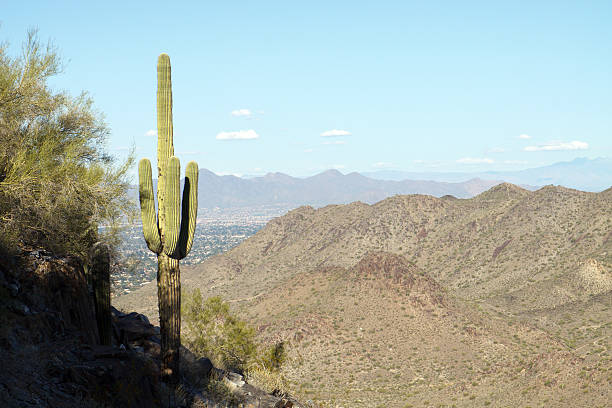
115, 182, 611, 406
363, 157, 612, 192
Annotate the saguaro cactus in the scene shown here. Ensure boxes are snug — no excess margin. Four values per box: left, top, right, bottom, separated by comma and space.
138, 53, 198, 389
89, 242, 111, 346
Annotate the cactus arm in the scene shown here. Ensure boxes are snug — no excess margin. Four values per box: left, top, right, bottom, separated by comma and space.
168, 161, 198, 259
180, 161, 198, 257
138, 158, 162, 254
163, 156, 181, 257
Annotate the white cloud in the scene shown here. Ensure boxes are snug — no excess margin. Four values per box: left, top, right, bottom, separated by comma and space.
372, 162, 393, 168
215, 171, 243, 177
456, 157, 494, 164
145, 129, 157, 137
523, 140, 588, 151
231, 109, 252, 117
216, 129, 259, 140
304, 148, 314, 153
323, 140, 346, 145
321, 129, 351, 137
518, 134, 531, 139
332, 164, 346, 169
488, 147, 506, 153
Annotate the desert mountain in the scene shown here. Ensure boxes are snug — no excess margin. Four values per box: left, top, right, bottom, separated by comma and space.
116, 183, 611, 406
364, 157, 612, 192
195, 169, 514, 207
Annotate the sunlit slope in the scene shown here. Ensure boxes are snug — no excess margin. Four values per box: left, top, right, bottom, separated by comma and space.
116, 183, 610, 317
244, 252, 609, 407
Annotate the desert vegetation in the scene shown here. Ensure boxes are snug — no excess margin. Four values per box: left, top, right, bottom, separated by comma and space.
182, 289, 288, 395
0, 30, 134, 259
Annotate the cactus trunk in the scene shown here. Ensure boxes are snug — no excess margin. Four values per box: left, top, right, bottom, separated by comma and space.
158, 252, 181, 385
90, 242, 111, 346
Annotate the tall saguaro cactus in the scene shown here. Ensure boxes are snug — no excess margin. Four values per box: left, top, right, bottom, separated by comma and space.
89, 242, 111, 346
138, 53, 198, 390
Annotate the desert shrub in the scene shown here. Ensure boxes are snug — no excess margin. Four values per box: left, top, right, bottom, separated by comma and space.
182, 289, 287, 383
259, 340, 287, 371
0, 30, 134, 258
182, 290, 257, 374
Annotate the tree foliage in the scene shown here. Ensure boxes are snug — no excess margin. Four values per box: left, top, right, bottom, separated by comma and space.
182, 290, 288, 377
183, 291, 258, 374
0, 30, 134, 257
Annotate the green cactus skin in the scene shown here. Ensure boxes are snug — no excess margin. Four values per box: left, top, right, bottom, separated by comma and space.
138, 53, 198, 390
89, 242, 111, 346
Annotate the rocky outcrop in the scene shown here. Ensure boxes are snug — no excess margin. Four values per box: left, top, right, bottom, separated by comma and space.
0, 248, 306, 407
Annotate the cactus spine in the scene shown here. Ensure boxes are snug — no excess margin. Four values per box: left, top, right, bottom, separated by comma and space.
89, 242, 111, 346
138, 53, 198, 390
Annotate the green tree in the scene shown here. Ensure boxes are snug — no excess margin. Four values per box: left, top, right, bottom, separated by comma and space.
0, 30, 134, 257
183, 290, 257, 374
183, 290, 289, 393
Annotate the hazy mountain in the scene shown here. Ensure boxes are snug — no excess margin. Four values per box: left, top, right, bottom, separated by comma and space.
363, 157, 612, 192
131, 158, 608, 210
192, 169, 514, 208
117, 183, 612, 407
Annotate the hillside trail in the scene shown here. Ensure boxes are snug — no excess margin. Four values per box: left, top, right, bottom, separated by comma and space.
228, 292, 264, 303
573, 334, 610, 356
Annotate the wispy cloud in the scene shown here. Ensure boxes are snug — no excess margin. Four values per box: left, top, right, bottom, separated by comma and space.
331, 164, 346, 169
488, 147, 506, 153
524, 140, 588, 151
372, 162, 393, 168
456, 157, 494, 164
214, 171, 243, 177
216, 129, 259, 140
323, 140, 346, 145
503, 160, 528, 165
321, 129, 351, 137
518, 134, 531, 139
231, 109, 252, 118
304, 148, 314, 153
145, 129, 157, 137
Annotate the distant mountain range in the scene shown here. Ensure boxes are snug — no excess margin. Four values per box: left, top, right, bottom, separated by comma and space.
132, 157, 610, 209
192, 169, 513, 208
362, 157, 612, 192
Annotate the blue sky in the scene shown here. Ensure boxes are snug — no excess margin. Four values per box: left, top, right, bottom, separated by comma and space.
3, 1, 611, 179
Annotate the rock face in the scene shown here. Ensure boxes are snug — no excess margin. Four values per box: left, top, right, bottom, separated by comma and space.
0, 249, 163, 407
0, 248, 306, 407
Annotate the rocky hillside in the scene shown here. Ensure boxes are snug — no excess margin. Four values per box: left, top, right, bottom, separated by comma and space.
245, 252, 604, 406
116, 183, 612, 407
119, 184, 611, 313
0, 249, 304, 407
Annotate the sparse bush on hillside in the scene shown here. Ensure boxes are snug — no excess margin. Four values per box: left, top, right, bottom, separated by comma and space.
182, 289, 287, 391
0, 30, 134, 257
182, 292, 257, 373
